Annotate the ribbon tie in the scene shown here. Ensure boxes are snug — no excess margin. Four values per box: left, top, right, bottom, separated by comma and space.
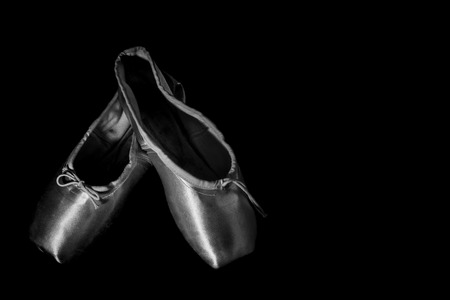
56, 168, 101, 209
220, 178, 267, 217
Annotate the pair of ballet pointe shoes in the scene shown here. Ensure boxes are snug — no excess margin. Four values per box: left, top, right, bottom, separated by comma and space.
30, 47, 266, 269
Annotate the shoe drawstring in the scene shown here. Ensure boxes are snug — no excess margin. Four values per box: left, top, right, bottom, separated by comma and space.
220, 178, 267, 217
56, 168, 101, 209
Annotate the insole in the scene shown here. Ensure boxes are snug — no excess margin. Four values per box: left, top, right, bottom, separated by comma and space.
122, 56, 222, 181
91, 126, 132, 184
74, 121, 133, 186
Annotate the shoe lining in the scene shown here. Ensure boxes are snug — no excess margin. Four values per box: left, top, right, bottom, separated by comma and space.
73, 100, 133, 186
121, 56, 231, 181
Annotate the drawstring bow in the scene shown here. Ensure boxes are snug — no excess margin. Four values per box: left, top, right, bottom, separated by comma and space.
56, 168, 101, 209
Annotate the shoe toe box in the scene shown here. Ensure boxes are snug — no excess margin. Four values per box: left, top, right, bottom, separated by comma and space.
166, 182, 258, 269
29, 183, 110, 263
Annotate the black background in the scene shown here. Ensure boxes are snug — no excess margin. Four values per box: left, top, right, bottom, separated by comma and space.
2, 9, 390, 296
2, 16, 306, 295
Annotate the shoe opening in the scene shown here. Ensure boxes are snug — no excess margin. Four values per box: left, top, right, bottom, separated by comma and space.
73, 99, 133, 186
120, 55, 231, 181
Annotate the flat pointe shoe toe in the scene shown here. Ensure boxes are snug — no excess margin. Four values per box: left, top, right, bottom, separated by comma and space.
29, 94, 151, 263
115, 47, 266, 268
